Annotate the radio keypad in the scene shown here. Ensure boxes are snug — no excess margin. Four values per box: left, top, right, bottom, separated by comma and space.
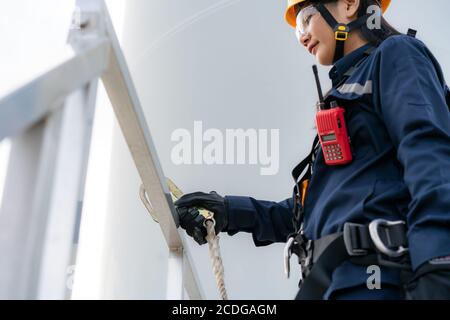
324, 144, 343, 161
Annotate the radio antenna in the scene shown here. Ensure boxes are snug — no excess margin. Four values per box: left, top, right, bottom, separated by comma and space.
312, 65, 326, 110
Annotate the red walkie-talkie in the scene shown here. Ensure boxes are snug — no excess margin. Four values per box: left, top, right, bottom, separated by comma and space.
312, 65, 352, 166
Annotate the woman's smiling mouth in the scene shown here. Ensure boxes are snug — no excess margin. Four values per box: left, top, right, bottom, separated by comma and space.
308, 41, 319, 55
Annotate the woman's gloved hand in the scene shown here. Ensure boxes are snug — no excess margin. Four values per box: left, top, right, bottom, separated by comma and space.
174, 191, 228, 245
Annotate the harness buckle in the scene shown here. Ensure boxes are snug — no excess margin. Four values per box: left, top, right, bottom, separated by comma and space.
369, 219, 409, 258
343, 222, 369, 256
334, 24, 349, 41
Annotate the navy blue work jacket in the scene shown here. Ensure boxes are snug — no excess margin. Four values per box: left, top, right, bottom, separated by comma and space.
224, 35, 450, 298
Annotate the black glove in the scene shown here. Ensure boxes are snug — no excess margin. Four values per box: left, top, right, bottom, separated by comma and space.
176, 206, 208, 245
174, 191, 228, 245
403, 257, 450, 300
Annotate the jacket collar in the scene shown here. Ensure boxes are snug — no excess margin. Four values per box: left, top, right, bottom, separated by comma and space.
329, 43, 372, 87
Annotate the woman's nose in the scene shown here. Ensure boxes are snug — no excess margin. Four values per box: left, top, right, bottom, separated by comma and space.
300, 33, 311, 47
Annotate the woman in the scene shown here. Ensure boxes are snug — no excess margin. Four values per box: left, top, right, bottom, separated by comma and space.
175, 0, 450, 300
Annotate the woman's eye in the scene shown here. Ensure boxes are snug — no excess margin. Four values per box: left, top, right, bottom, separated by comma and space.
304, 15, 312, 25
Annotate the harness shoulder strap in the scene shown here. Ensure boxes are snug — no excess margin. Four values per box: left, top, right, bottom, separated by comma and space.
291, 135, 320, 183
290, 136, 320, 233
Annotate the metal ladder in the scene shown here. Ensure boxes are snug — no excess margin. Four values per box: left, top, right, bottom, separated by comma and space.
0, 0, 203, 300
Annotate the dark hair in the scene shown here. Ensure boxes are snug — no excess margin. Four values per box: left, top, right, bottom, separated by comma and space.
299, 0, 401, 46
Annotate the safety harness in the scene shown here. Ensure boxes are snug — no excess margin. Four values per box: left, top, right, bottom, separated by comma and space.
287, 141, 412, 300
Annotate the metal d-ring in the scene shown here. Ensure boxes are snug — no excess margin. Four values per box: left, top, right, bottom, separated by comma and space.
369, 219, 409, 258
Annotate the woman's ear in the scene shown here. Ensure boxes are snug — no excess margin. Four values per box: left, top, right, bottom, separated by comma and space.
341, 0, 360, 20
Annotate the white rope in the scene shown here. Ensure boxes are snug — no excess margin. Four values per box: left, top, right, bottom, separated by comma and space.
139, 181, 228, 300
204, 220, 228, 300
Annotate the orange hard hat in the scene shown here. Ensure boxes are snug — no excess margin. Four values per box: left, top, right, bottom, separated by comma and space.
285, 0, 392, 28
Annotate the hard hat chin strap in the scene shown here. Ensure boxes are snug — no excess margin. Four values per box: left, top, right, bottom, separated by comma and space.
315, 3, 370, 63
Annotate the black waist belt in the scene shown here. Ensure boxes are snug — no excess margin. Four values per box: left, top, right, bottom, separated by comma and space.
293, 219, 411, 300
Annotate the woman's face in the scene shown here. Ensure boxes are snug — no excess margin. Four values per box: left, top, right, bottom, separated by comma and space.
298, 2, 348, 65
